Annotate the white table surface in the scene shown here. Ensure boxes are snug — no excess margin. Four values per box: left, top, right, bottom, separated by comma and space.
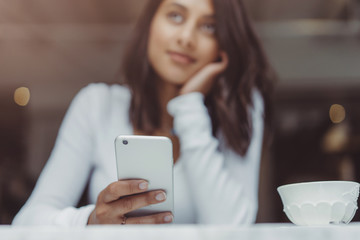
2, 223, 360, 240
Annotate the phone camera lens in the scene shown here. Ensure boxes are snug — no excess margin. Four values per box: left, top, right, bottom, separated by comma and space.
122, 140, 128, 145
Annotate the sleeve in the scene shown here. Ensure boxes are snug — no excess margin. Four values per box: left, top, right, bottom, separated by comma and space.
167, 91, 264, 225
11, 85, 102, 226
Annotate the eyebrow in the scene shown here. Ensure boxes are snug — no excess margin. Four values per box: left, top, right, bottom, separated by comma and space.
168, 2, 215, 19
170, 3, 187, 11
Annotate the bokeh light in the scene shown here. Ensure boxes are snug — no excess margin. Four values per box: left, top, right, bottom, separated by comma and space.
14, 87, 31, 107
329, 104, 345, 124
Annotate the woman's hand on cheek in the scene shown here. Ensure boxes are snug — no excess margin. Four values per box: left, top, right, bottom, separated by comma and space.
179, 51, 228, 96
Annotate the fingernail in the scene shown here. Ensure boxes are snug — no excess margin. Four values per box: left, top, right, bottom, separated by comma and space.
164, 215, 173, 223
155, 192, 166, 201
139, 182, 148, 190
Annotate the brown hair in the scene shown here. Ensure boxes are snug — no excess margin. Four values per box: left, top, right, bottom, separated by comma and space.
122, 0, 275, 156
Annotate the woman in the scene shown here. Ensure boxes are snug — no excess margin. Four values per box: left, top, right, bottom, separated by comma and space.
13, 0, 274, 226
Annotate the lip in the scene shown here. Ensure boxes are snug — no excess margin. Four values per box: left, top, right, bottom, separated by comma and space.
167, 51, 196, 65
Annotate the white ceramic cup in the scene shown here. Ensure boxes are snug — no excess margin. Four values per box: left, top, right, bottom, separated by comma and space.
277, 181, 360, 225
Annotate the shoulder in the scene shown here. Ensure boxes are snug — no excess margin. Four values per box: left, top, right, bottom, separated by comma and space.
69, 83, 131, 122
76, 83, 131, 103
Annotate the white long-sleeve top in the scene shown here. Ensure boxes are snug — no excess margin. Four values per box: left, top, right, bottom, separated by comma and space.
12, 83, 264, 226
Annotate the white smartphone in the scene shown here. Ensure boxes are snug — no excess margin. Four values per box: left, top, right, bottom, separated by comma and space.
114, 135, 174, 217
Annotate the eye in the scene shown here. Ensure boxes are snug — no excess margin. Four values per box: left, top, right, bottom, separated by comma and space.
167, 11, 184, 24
201, 23, 216, 35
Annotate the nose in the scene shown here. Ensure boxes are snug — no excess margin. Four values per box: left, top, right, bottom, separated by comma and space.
176, 23, 196, 49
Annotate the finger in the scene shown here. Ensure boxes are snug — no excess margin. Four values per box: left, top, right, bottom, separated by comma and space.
190, 51, 229, 84
126, 212, 173, 224
111, 190, 167, 216
180, 66, 220, 95
205, 51, 229, 76
179, 51, 229, 95
101, 180, 149, 203
219, 51, 229, 65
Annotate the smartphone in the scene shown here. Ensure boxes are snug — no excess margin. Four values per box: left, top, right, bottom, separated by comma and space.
114, 135, 174, 217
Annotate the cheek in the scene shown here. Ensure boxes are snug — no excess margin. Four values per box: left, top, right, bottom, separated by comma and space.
198, 42, 220, 65
148, 23, 170, 64
150, 30, 166, 47
149, 18, 171, 48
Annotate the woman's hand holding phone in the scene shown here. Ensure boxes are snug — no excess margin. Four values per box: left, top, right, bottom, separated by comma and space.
87, 180, 173, 225
180, 51, 228, 96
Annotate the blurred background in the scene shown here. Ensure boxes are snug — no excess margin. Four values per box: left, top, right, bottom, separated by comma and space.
0, 0, 360, 224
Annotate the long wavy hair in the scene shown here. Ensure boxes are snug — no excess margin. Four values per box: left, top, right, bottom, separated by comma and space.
122, 0, 275, 156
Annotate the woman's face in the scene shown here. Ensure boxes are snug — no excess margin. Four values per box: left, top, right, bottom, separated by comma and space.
147, 0, 219, 86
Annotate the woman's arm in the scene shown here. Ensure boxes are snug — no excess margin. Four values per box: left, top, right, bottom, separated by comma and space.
12, 85, 100, 226
167, 90, 264, 225
13, 84, 174, 226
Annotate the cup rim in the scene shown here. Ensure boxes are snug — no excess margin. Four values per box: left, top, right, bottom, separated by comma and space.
277, 180, 360, 192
